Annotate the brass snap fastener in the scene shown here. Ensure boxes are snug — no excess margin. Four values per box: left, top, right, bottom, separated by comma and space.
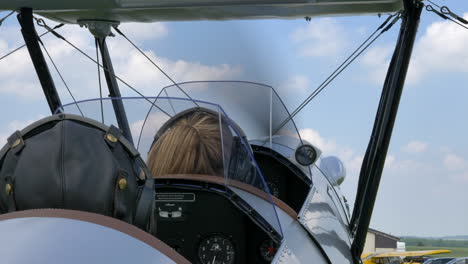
118, 178, 127, 190
11, 139, 21, 148
106, 134, 118, 143
5, 184, 12, 195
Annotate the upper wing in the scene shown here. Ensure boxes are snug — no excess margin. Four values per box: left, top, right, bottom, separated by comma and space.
0, 0, 403, 23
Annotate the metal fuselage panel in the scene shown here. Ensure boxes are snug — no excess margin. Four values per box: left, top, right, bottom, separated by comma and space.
0, 0, 402, 23
299, 166, 354, 264
230, 187, 330, 263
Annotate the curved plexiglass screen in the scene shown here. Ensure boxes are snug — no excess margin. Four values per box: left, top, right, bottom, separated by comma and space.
157, 81, 312, 178
0, 217, 179, 264
158, 81, 303, 147
58, 95, 284, 238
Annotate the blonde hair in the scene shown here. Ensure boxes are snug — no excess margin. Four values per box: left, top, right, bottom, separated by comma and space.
147, 111, 230, 177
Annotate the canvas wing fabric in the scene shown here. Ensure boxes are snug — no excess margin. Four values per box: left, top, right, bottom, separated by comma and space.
0, 114, 155, 233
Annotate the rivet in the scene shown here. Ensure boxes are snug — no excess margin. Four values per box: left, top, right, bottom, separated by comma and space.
5, 184, 12, 195
106, 134, 118, 143
118, 178, 127, 190
11, 139, 21, 148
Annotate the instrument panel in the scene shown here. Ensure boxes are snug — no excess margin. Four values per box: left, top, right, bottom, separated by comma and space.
258, 239, 278, 262
197, 234, 235, 264
153, 147, 310, 263
154, 186, 276, 264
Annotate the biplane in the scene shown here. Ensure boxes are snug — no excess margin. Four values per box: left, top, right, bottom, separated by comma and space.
362, 250, 452, 264
0, 0, 433, 263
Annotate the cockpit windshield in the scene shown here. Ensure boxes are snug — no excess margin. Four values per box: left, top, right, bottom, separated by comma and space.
57, 89, 286, 239
155, 81, 312, 178
156, 81, 302, 145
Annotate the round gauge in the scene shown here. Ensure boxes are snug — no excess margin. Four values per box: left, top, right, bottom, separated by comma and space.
295, 144, 317, 166
198, 234, 235, 264
259, 239, 278, 262
267, 182, 280, 198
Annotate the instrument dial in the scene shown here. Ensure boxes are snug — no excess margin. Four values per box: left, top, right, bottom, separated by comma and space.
259, 239, 278, 262
198, 234, 235, 264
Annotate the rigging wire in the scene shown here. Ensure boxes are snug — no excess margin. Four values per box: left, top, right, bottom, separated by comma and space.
112, 26, 199, 107
0, 11, 15, 26
112, 27, 203, 148
425, 0, 468, 30
0, 23, 64, 62
275, 12, 402, 132
425, 0, 442, 9
136, 82, 173, 149
95, 38, 105, 123
32, 17, 172, 117
39, 38, 84, 116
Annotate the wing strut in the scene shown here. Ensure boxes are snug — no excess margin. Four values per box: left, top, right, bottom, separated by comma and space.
96, 35, 134, 144
349, 0, 423, 261
17, 8, 62, 113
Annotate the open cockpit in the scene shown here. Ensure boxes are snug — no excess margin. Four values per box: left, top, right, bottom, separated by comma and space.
51, 81, 333, 263
0, 81, 352, 264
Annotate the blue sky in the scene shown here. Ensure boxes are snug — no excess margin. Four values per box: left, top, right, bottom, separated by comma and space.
1, 1, 468, 237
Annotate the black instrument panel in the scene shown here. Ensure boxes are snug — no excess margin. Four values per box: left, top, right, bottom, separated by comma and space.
253, 152, 311, 212
154, 186, 275, 264
153, 147, 309, 263
197, 233, 235, 264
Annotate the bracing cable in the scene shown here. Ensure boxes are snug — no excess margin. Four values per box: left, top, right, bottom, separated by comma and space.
275, 13, 402, 132
0, 11, 15, 26
136, 85, 170, 149
0, 23, 64, 62
113, 26, 199, 106
95, 38, 105, 123
426, 0, 468, 30
32, 17, 172, 117
39, 38, 84, 117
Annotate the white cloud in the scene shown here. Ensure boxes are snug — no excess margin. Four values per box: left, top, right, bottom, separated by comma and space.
0, 19, 242, 101
442, 153, 468, 184
0, 117, 45, 146
403, 140, 428, 153
444, 153, 467, 171
348, 155, 364, 174
360, 45, 393, 84
130, 112, 171, 153
360, 13, 468, 85
384, 156, 424, 171
118, 22, 168, 42
299, 128, 337, 153
407, 13, 468, 83
299, 128, 363, 176
280, 74, 310, 93
0, 46, 44, 99
291, 18, 347, 57
130, 112, 170, 141
453, 171, 468, 184
384, 154, 396, 169
116, 49, 241, 96
0, 134, 6, 146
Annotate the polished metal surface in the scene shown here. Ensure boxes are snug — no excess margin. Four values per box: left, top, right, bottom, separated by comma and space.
299, 166, 354, 264
0, 217, 178, 264
274, 244, 301, 264
232, 186, 330, 263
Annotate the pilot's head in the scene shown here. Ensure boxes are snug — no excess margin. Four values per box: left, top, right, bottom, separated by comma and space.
147, 108, 232, 177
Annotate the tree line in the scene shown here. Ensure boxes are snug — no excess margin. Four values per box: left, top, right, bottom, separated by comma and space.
402, 237, 468, 248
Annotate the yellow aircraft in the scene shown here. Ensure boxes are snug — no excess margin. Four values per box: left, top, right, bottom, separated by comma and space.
362, 250, 451, 264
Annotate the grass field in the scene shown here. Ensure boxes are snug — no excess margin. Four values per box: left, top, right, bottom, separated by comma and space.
406, 246, 468, 258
